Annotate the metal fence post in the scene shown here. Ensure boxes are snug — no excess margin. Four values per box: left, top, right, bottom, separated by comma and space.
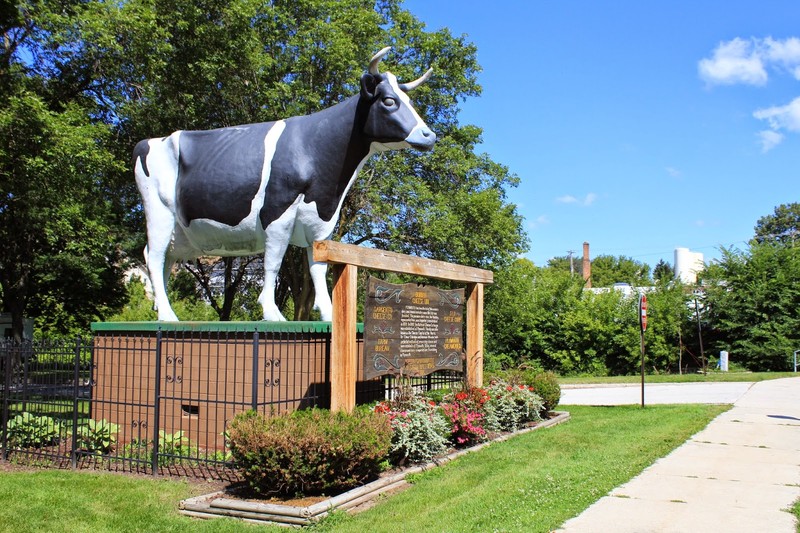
70, 337, 82, 469
252, 329, 260, 412
1, 343, 8, 461
152, 328, 163, 476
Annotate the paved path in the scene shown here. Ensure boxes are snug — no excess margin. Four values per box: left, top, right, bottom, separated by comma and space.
558, 377, 800, 532
560, 381, 754, 406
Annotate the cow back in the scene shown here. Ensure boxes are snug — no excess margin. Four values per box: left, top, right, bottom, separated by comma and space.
176, 122, 275, 228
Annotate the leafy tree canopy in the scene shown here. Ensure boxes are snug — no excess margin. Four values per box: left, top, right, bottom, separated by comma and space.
702, 242, 799, 371
2, 0, 528, 329
752, 202, 800, 245
653, 259, 674, 283
585, 255, 651, 288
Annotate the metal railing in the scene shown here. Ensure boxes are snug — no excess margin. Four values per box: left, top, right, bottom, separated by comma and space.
1, 329, 461, 480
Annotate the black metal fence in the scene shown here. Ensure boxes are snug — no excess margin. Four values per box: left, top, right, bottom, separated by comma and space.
1, 329, 461, 480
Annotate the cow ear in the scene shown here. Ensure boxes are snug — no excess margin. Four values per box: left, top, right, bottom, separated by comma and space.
360, 73, 378, 99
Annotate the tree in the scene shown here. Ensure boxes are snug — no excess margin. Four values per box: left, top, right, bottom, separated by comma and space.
703, 242, 800, 371
546, 254, 583, 276
589, 255, 652, 288
653, 259, 674, 283
107, 0, 526, 319
0, 90, 127, 339
752, 202, 800, 245
3, 0, 527, 329
485, 259, 585, 370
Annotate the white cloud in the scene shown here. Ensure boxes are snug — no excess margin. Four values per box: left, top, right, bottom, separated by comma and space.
556, 193, 597, 207
528, 215, 550, 230
753, 96, 800, 152
666, 167, 682, 178
756, 129, 784, 152
753, 96, 800, 131
700, 37, 800, 152
764, 37, 800, 80
698, 38, 767, 86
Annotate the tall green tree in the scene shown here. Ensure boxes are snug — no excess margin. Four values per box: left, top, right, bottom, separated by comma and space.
752, 202, 800, 246
0, 87, 127, 338
106, 0, 525, 319
589, 255, 652, 288
2, 0, 527, 327
485, 260, 585, 371
653, 259, 674, 283
703, 242, 800, 371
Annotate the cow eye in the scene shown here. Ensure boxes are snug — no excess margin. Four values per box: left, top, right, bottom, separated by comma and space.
382, 97, 396, 107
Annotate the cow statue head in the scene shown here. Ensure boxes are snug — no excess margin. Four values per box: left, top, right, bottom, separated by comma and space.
359, 47, 436, 152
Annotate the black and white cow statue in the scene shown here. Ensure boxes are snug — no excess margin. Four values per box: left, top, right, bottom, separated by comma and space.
134, 47, 436, 321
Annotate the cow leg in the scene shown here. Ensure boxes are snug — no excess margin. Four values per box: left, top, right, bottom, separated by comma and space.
258, 221, 296, 321
306, 247, 333, 321
143, 232, 179, 322
259, 248, 288, 321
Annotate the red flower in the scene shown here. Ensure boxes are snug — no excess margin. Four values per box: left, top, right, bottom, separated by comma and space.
455, 392, 468, 401
506, 385, 513, 391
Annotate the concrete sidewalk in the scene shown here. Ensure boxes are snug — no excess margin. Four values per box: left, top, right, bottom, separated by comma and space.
558, 377, 800, 532
560, 381, 754, 405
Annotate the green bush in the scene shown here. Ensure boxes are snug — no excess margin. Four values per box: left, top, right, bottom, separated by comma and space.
531, 371, 561, 413
374, 395, 450, 465
227, 408, 392, 497
77, 419, 119, 455
6, 412, 61, 448
484, 380, 543, 432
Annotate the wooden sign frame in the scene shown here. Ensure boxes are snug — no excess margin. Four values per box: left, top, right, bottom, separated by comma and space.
312, 240, 493, 412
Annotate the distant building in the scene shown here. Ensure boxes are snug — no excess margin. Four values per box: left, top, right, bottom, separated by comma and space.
674, 248, 704, 284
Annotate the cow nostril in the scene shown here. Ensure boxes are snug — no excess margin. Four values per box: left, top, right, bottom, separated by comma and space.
422, 129, 433, 138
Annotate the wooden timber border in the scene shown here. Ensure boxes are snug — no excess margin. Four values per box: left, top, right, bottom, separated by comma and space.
312, 240, 494, 412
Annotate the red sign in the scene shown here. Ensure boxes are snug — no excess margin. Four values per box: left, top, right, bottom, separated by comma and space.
639, 294, 648, 332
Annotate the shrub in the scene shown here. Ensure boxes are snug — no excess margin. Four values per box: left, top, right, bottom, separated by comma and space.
77, 419, 119, 455
485, 362, 544, 386
227, 408, 392, 496
440, 387, 490, 446
483, 380, 544, 432
531, 371, 561, 413
5, 412, 60, 448
375, 394, 450, 465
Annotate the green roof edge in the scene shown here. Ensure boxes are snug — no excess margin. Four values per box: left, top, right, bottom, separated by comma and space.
91, 321, 364, 334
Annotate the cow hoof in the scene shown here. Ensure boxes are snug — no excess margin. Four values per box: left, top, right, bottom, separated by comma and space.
263, 309, 287, 321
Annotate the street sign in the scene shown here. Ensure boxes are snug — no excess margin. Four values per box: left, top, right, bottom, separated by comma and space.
639, 294, 648, 332
639, 293, 647, 408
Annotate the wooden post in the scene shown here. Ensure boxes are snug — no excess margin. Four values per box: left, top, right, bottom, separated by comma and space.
330, 263, 358, 412
466, 282, 484, 388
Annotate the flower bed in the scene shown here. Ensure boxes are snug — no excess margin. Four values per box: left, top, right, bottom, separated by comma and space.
180, 410, 571, 526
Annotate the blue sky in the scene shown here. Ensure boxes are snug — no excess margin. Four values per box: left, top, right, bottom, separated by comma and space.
402, 0, 800, 270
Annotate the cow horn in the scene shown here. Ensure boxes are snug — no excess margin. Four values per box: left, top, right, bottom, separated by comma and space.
399, 67, 433, 91
368, 46, 392, 75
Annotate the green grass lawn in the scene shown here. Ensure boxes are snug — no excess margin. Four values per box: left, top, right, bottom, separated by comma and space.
0, 404, 728, 533
558, 371, 798, 385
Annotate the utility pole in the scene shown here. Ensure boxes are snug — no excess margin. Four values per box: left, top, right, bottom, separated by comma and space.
694, 295, 706, 374
567, 250, 575, 276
